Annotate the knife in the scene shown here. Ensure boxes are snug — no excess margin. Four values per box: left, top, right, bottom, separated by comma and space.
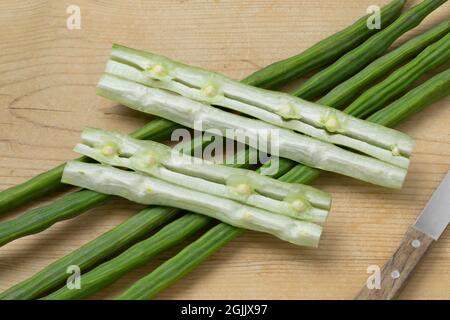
356, 170, 450, 300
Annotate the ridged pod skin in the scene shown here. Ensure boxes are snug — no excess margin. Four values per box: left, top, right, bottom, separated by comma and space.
367, 68, 450, 127
344, 33, 450, 118
319, 20, 450, 109
291, 0, 447, 100
241, 0, 406, 89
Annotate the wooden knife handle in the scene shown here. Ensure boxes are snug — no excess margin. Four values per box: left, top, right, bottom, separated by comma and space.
355, 226, 434, 300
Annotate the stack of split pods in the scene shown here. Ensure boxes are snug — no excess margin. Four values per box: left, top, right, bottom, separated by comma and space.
64, 128, 332, 247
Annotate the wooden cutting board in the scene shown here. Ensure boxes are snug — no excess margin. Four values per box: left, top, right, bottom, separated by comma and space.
0, 0, 449, 299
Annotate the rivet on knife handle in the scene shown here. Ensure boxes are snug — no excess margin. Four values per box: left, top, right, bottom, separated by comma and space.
355, 226, 434, 300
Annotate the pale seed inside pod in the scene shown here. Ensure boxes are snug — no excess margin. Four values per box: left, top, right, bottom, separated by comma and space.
147, 153, 158, 166
235, 183, 252, 195
151, 64, 166, 77
391, 145, 400, 156
324, 117, 339, 132
291, 199, 306, 212
101, 145, 116, 157
202, 84, 218, 98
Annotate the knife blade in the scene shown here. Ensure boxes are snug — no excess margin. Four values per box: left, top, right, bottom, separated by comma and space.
356, 170, 450, 300
414, 170, 450, 240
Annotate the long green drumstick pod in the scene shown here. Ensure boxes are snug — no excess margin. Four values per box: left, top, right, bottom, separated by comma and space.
0, 191, 111, 247
344, 32, 450, 118
290, 0, 447, 100
116, 79, 450, 300
240, 0, 405, 89
367, 68, 450, 127
319, 20, 450, 109
0, 1, 399, 215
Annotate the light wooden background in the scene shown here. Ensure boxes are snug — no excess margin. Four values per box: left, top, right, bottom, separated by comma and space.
0, 0, 449, 299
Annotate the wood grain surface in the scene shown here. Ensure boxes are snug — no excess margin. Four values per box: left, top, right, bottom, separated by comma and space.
0, 0, 449, 299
